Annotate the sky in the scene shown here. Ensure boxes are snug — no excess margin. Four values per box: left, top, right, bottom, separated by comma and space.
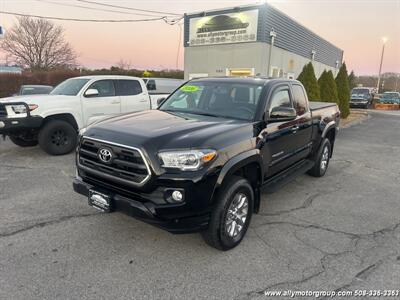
0, 0, 399, 75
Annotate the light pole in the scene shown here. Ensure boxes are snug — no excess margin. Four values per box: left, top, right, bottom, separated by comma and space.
267, 29, 276, 77
376, 37, 387, 93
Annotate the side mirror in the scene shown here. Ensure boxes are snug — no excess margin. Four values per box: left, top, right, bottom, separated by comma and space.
157, 97, 166, 107
85, 88, 99, 97
268, 107, 297, 122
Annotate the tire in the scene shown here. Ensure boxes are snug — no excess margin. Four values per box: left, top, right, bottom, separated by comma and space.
307, 138, 331, 177
202, 176, 254, 251
38, 120, 77, 155
9, 135, 38, 147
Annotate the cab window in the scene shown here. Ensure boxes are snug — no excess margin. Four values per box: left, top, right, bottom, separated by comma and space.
146, 80, 156, 91
87, 80, 115, 97
292, 84, 308, 115
116, 80, 142, 96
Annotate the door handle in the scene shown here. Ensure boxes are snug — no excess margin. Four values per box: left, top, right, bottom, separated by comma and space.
139, 99, 148, 102
111, 100, 120, 104
291, 125, 299, 132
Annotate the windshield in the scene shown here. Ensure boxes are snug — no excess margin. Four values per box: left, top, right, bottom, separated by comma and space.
50, 78, 90, 96
382, 93, 399, 99
159, 81, 263, 121
351, 88, 369, 95
21, 86, 52, 95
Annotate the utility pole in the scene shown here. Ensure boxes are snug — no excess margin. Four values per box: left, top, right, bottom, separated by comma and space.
267, 29, 276, 77
376, 37, 387, 93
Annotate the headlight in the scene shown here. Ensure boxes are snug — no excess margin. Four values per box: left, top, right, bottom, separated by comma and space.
8, 104, 38, 114
11, 104, 27, 114
158, 149, 217, 171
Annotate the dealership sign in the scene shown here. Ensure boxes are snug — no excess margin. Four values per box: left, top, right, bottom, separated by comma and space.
189, 10, 259, 46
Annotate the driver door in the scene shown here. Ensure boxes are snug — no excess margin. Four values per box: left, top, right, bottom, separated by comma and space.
81, 80, 121, 126
259, 85, 299, 178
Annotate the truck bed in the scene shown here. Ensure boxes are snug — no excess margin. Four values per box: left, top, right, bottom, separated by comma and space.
309, 101, 337, 111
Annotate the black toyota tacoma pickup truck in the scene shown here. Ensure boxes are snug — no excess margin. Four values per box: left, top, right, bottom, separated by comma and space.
73, 77, 340, 250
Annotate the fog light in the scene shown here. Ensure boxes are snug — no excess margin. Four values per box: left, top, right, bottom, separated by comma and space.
171, 190, 183, 202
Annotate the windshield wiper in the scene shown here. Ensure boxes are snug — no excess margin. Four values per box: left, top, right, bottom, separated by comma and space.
161, 109, 219, 118
188, 111, 223, 118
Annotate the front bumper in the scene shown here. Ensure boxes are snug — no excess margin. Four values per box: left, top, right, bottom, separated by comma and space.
0, 102, 43, 134
0, 115, 43, 134
73, 177, 211, 233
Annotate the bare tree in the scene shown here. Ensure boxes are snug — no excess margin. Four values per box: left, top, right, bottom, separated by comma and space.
116, 59, 132, 70
1, 17, 77, 70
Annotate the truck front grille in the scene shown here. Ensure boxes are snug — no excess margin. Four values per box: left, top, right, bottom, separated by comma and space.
78, 137, 151, 187
0, 104, 7, 117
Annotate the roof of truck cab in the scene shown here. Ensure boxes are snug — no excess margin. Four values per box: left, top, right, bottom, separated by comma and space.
189, 77, 300, 85
71, 75, 142, 80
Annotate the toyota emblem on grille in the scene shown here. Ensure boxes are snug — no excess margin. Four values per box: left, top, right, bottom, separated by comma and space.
98, 148, 113, 163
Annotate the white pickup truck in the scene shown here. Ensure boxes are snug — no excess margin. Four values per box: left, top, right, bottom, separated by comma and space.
0, 75, 167, 155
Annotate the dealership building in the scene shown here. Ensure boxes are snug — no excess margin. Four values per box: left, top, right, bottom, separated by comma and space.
183, 4, 343, 80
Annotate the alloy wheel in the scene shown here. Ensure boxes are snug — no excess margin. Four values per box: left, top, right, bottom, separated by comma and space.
225, 192, 249, 238
320, 145, 329, 171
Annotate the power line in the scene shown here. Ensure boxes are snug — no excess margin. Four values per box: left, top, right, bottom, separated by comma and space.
34, 0, 163, 18
77, 0, 182, 17
0, 11, 168, 23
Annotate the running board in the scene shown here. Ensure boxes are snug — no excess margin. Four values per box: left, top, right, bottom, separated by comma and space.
262, 159, 315, 194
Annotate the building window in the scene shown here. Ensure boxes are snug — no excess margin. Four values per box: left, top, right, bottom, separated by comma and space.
270, 66, 281, 78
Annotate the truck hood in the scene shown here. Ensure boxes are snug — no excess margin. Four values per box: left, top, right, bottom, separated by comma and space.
0, 94, 74, 104
84, 110, 255, 152
0, 94, 80, 117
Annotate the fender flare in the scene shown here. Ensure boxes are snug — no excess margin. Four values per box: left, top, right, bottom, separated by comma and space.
41, 112, 80, 131
212, 149, 264, 212
321, 121, 336, 139
40, 109, 83, 129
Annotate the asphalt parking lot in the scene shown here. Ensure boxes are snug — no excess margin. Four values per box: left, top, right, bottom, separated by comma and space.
1, 110, 399, 300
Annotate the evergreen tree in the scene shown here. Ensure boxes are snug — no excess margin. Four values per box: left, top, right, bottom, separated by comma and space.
335, 62, 351, 118
348, 70, 356, 90
318, 70, 339, 104
297, 62, 320, 101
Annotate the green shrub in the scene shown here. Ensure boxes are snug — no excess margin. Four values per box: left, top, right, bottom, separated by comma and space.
297, 62, 320, 101
318, 70, 339, 104
335, 62, 351, 119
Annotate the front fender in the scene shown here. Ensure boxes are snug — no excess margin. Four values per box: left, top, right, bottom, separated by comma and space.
209, 149, 263, 212
40, 109, 83, 129
216, 149, 264, 187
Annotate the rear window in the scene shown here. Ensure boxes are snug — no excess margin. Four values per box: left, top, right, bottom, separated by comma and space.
116, 80, 142, 96
147, 79, 184, 94
292, 84, 308, 115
